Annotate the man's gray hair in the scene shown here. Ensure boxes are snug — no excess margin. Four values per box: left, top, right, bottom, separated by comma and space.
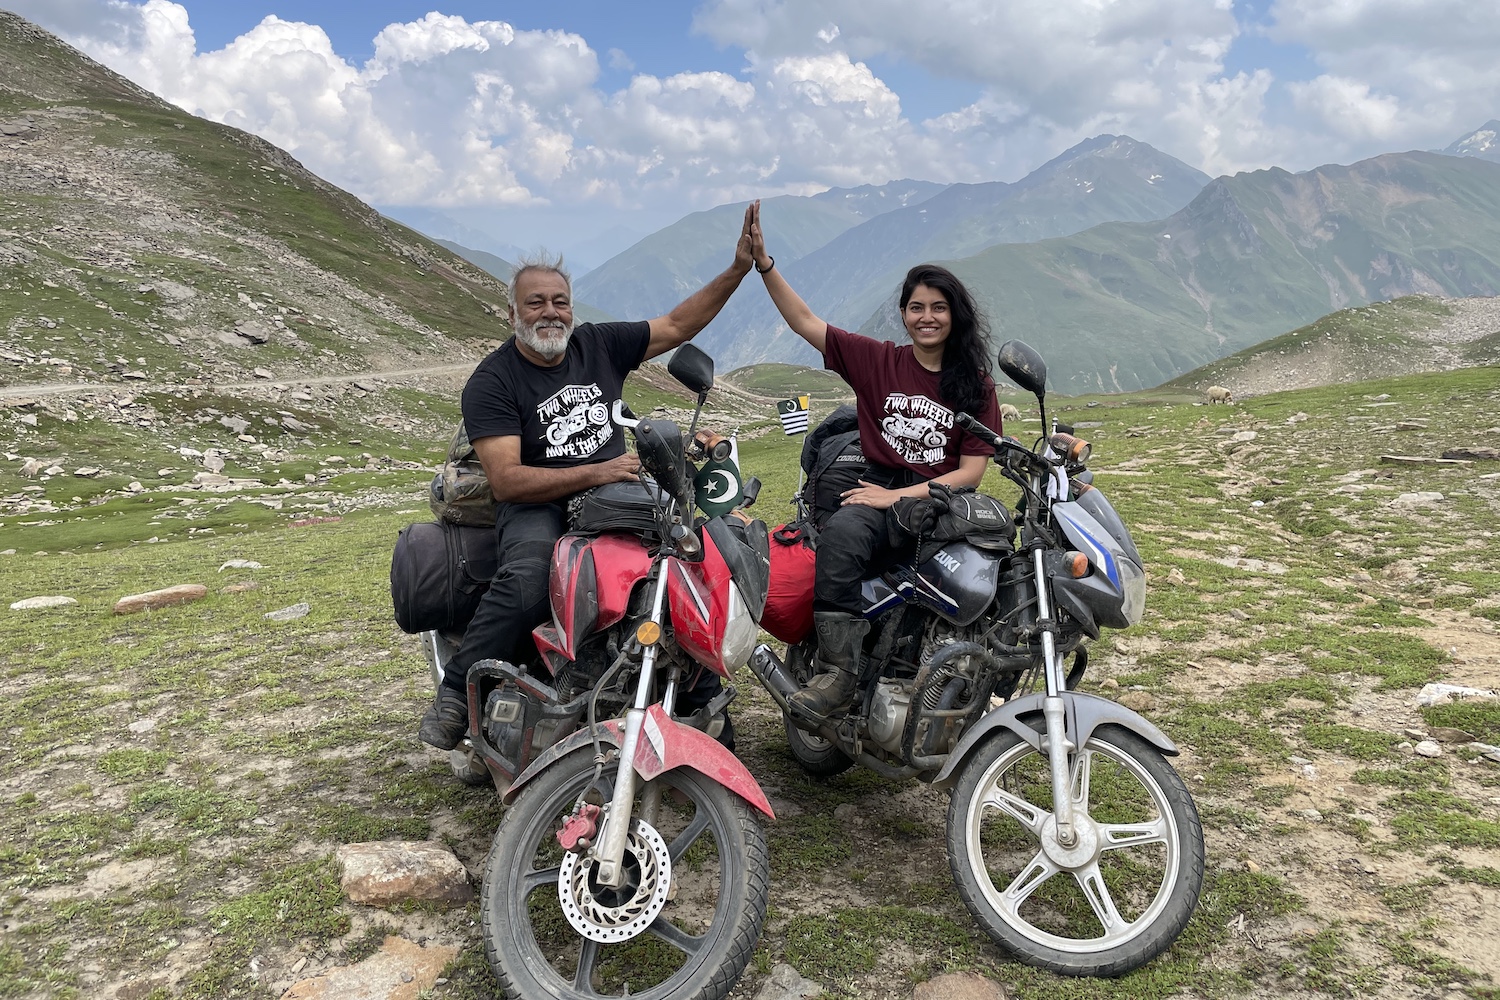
508, 250, 571, 310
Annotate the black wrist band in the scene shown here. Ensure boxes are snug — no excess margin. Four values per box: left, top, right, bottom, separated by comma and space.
755, 255, 774, 274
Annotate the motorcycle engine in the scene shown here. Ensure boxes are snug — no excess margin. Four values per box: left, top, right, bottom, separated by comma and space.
866, 679, 914, 755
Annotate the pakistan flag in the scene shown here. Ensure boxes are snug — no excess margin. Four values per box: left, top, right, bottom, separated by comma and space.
693, 437, 743, 517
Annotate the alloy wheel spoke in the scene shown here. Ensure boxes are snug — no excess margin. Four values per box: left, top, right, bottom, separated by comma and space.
1076, 861, 1129, 936
523, 864, 562, 894
646, 913, 703, 955
998, 849, 1059, 918
1070, 747, 1094, 808
1098, 817, 1169, 852
572, 938, 601, 993
980, 781, 1049, 838
666, 809, 711, 863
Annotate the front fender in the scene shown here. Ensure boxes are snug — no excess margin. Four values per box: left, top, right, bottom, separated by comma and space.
932, 691, 1179, 790
503, 704, 774, 819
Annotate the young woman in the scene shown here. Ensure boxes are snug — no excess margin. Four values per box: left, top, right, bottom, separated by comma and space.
748, 201, 1005, 722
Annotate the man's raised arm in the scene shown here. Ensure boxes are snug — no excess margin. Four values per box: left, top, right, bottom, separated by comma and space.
643, 203, 756, 360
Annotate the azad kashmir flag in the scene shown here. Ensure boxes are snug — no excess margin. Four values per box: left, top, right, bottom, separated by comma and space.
693, 437, 744, 518
776, 395, 810, 435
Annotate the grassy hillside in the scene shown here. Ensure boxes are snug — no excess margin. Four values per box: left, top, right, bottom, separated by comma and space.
0, 11, 511, 395
864, 153, 1500, 393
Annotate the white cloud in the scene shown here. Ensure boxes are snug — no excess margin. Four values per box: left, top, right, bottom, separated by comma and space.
1288, 76, 1404, 142
6, 0, 1495, 232
1267, 0, 1500, 151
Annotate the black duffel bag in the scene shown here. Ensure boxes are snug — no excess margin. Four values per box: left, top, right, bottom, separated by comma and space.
390, 521, 498, 634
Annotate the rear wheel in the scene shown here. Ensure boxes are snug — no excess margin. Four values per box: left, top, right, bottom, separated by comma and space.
946, 725, 1203, 976
780, 641, 853, 777
783, 713, 855, 777
482, 749, 769, 1000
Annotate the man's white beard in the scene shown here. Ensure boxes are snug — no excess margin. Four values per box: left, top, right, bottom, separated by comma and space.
515, 316, 576, 361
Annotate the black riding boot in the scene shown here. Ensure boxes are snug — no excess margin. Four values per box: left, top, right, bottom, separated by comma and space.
788, 611, 869, 722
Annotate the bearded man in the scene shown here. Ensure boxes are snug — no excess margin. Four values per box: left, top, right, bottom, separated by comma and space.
419, 206, 756, 750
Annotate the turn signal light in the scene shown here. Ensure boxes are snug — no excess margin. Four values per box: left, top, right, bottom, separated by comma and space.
636, 621, 662, 646
1064, 551, 1090, 578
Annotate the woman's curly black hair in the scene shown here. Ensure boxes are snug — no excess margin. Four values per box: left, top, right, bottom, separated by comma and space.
900, 264, 993, 415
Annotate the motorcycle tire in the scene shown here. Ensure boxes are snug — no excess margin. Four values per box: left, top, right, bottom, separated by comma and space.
482, 748, 769, 1000
782, 711, 854, 778
945, 724, 1204, 977
448, 745, 491, 787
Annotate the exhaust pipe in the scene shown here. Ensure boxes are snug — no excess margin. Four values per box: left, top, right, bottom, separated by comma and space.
748, 644, 799, 708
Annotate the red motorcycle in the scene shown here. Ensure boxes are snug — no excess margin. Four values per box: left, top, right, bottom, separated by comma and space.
463, 345, 774, 1000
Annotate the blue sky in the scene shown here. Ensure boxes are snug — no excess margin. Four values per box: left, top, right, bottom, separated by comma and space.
6, 0, 1497, 262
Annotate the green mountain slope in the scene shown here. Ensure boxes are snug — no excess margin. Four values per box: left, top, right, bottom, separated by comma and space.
863, 152, 1500, 393
0, 11, 512, 393
697, 134, 1209, 369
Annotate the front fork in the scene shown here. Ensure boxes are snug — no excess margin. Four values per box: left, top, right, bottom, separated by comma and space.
592, 559, 677, 888
1033, 547, 1079, 847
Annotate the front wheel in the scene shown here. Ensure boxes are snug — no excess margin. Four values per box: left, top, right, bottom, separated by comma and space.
946, 724, 1204, 976
482, 749, 769, 1000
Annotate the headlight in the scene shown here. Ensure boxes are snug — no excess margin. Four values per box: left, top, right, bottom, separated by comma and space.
1118, 557, 1146, 626
719, 584, 758, 670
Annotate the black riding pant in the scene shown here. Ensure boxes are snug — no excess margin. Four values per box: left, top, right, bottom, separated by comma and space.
444, 501, 565, 693
813, 504, 916, 614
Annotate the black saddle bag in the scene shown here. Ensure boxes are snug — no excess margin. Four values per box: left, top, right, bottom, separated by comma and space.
568, 479, 675, 542
390, 521, 499, 634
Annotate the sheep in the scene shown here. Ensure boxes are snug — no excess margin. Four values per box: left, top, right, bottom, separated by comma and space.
999, 402, 1021, 424
1205, 385, 1233, 405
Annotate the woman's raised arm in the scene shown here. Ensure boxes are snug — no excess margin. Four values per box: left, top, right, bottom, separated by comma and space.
748, 200, 828, 355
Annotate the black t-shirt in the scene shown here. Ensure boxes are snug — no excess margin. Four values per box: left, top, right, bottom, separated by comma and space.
461, 321, 652, 468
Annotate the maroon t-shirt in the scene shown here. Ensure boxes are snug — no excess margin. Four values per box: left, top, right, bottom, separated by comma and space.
823, 325, 1004, 479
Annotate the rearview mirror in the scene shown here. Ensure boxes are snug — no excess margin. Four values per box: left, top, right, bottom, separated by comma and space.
668, 343, 715, 395
997, 341, 1047, 398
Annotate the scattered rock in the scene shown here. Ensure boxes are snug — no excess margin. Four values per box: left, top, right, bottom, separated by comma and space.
1431, 727, 1476, 743
1117, 691, 1157, 712
203, 453, 225, 473
253, 367, 275, 379
73, 466, 101, 477
1245, 858, 1262, 873
912, 972, 1010, 1000
1165, 566, 1186, 586
221, 581, 260, 594
218, 415, 251, 434
335, 841, 473, 907
1391, 491, 1445, 506
1099, 678, 1120, 690
265, 602, 310, 621
1416, 683, 1498, 707
1442, 447, 1500, 461
753, 963, 825, 1000
128, 719, 156, 734
10, 595, 77, 610
276, 936, 458, 1000
218, 559, 263, 571
1414, 740, 1443, 758
113, 584, 208, 615
20, 457, 42, 477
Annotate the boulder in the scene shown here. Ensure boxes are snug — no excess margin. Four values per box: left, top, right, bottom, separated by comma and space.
10, 595, 77, 610
113, 584, 208, 615
277, 936, 458, 1000
335, 841, 472, 907
913, 973, 1011, 1000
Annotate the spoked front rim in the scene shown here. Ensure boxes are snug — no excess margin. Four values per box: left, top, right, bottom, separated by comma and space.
963, 734, 1183, 953
497, 763, 742, 998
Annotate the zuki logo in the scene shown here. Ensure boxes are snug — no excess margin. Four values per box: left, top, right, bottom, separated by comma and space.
879, 393, 953, 466
538, 384, 612, 459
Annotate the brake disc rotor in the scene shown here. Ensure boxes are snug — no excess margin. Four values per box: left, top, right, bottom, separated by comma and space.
558, 818, 673, 943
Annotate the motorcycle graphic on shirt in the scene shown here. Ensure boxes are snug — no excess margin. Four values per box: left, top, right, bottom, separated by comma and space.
880, 392, 953, 466
538, 384, 612, 459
